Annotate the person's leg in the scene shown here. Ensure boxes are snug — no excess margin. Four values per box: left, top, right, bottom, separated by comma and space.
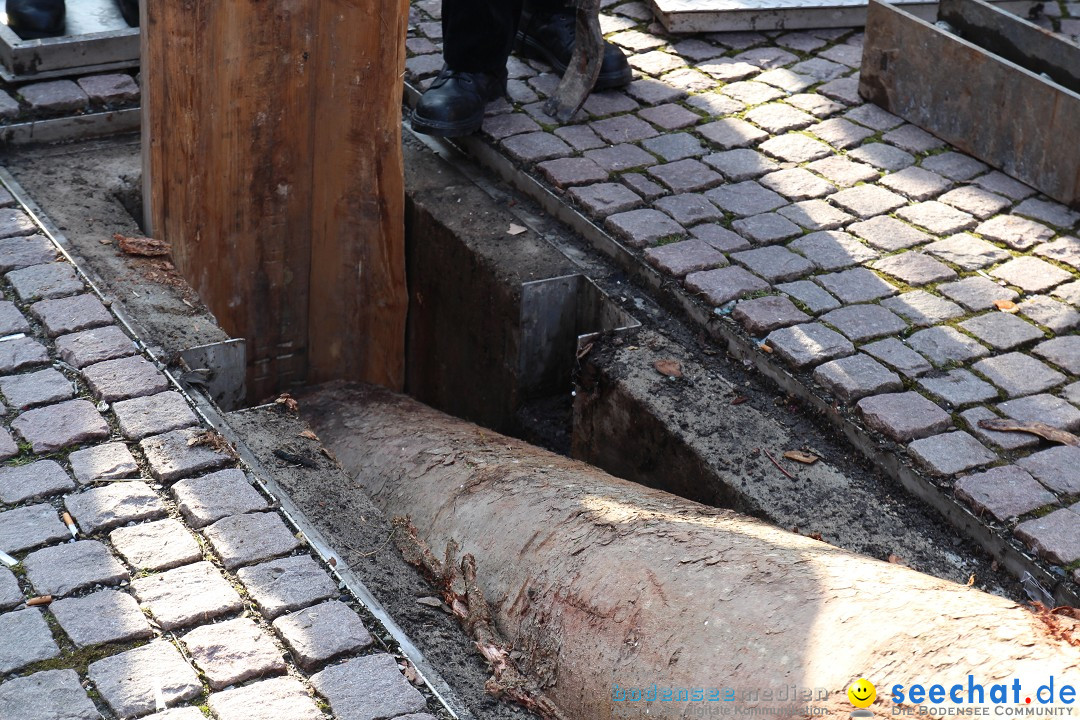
5, 0, 65, 40
411, 0, 523, 137
515, 0, 632, 90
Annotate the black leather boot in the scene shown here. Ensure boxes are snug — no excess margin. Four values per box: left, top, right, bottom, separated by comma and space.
115, 0, 138, 27
6, 0, 65, 40
515, 9, 632, 90
411, 67, 506, 137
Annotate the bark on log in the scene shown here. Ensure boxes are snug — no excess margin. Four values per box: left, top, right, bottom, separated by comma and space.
302, 383, 1080, 719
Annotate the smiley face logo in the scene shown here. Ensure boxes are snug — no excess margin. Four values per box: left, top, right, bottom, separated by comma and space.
848, 678, 876, 708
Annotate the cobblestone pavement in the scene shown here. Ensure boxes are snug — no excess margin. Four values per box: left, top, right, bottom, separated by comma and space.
0, 210, 437, 717
405, 4, 1080, 588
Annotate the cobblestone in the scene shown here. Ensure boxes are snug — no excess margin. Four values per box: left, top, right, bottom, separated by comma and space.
644, 239, 727, 277
622, 173, 666, 200
1034, 337, 1080, 374
51, 589, 153, 647
0, 301, 29, 336
883, 124, 944, 154
745, 103, 814, 133
0, 368, 73, 409
1013, 197, 1080, 230
12, 399, 110, 453
65, 481, 166, 534
1014, 508, 1080, 564
998, 394, 1080, 432
654, 193, 721, 225
637, 103, 701, 130
6, 262, 83, 301
959, 468, 1049, 524
684, 266, 770, 305
924, 233, 1010, 270
975, 215, 1054, 250
973, 352, 1066, 397
731, 212, 802, 244
766, 323, 854, 369
54, 325, 137, 368
203, 511, 301, 570
690, 224, 751, 253
731, 295, 809, 335
0, 669, 100, 720
961, 407, 1039, 451
113, 391, 199, 440
208, 677, 322, 720
1018, 446, 1080, 495
958, 313, 1044, 351
0, 503, 67, 554
879, 167, 951, 201
880, 290, 964, 327
0, 608, 59, 673
172, 468, 270, 528
311, 653, 429, 720
702, 149, 778, 181
808, 117, 874, 150
844, 104, 903, 131
862, 338, 932, 378
920, 152, 987, 181
69, 442, 138, 484
821, 304, 907, 342
1018, 296, 1080, 333
829, 185, 907, 218
19, 80, 87, 112
777, 200, 854, 231
0, 460, 75, 505
570, 183, 644, 217
871, 252, 956, 285
848, 216, 931, 251
917, 369, 998, 407
991, 256, 1073, 293
937, 186, 1010, 220
140, 427, 233, 483
806, 156, 879, 188
110, 518, 203, 571
1054, 281, 1080, 306
131, 561, 243, 630
938, 276, 1019, 312
648, 159, 722, 193
906, 326, 989, 367
642, 133, 707, 162
771, 280, 839, 315
847, 143, 914, 172
758, 133, 833, 163
812, 354, 902, 403
77, 73, 140, 104
537, 157, 608, 188
183, 617, 286, 689
731, 246, 814, 282
237, 554, 339, 619
30, 294, 112, 336
907, 431, 996, 476
896, 201, 976, 235
698, 118, 767, 149
815, 267, 897, 304
89, 640, 202, 718
0, 210, 37, 239
856, 391, 953, 442
0, 336, 49, 373
760, 168, 834, 200
0, 567, 20, 610
1035, 237, 1080, 270
23, 540, 128, 596
84, 355, 170, 403
502, 132, 571, 162
273, 600, 374, 671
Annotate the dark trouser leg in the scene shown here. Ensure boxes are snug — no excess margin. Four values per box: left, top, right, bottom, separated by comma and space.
442, 0, 524, 78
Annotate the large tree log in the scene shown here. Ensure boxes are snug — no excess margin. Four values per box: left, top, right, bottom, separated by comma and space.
302, 383, 1080, 719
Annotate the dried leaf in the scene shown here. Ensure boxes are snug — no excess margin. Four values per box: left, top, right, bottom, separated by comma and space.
994, 299, 1017, 313
416, 596, 443, 607
507, 223, 527, 236
274, 393, 300, 414
299, 429, 319, 441
782, 450, 819, 465
967, 574, 976, 587
977, 418, 1080, 447
654, 359, 682, 378
328, 556, 337, 568
731, 396, 749, 405
888, 554, 905, 565
115, 233, 171, 257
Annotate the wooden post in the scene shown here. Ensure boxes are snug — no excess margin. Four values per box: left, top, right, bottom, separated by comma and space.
141, 0, 409, 401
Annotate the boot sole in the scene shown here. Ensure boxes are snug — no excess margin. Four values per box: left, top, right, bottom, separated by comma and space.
410, 109, 485, 138
514, 32, 633, 90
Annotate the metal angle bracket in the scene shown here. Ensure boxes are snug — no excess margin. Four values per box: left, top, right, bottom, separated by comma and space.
177, 339, 247, 411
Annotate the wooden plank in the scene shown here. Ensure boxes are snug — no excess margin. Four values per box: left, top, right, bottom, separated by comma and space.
860, 0, 1080, 207
648, 0, 1035, 33
143, 0, 407, 401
